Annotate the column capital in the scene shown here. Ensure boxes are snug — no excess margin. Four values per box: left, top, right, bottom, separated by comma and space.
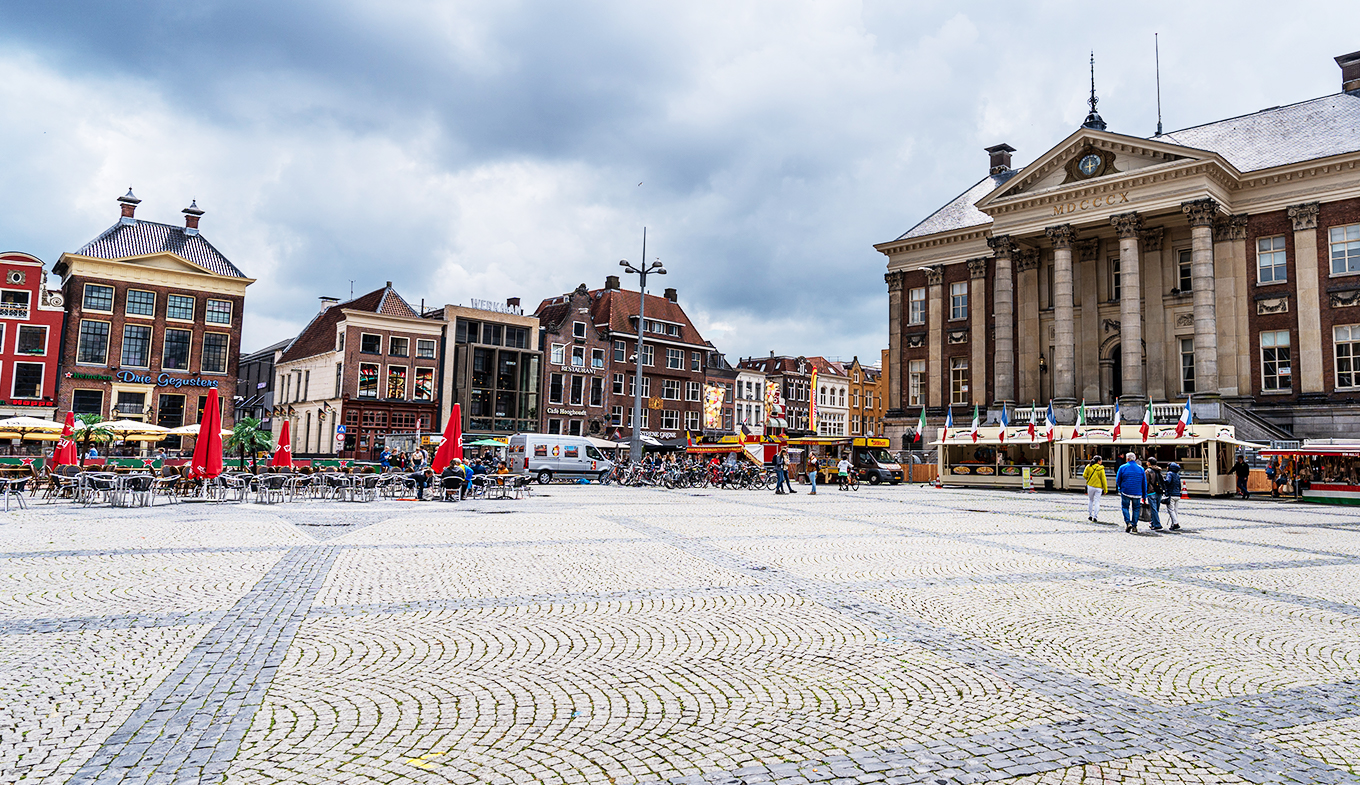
1214, 213, 1250, 242
924, 265, 943, 286
1076, 238, 1100, 263
1288, 202, 1320, 232
1045, 224, 1077, 249
967, 257, 989, 279
885, 270, 907, 292
1139, 226, 1165, 253
986, 234, 1016, 259
1181, 198, 1220, 227
1014, 248, 1040, 272
1110, 211, 1143, 239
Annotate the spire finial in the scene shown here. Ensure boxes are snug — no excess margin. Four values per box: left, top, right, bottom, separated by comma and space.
1082, 51, 1107, 131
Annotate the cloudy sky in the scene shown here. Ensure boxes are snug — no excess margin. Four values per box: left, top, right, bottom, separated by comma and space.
1, 2, 1356, 363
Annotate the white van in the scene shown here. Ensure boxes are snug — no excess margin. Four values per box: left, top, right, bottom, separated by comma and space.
508, 434, 615, 484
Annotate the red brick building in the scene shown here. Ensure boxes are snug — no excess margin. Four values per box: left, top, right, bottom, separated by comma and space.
0, 252, 65, 420
54, 191, 252, 439
534, 277, 710, 443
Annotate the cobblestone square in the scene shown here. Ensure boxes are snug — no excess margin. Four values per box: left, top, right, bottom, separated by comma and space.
3, 485, 1360, 784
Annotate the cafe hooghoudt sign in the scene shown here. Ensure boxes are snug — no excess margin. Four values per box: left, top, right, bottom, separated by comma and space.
115, 371, 220, 389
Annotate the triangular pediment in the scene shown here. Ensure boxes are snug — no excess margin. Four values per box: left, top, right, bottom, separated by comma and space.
977, 129, 1235, 209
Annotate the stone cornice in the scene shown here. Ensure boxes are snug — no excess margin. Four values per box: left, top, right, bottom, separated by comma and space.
986, 133, 1199, 200
884, 270, 908, 292
874, 226, 992, 259
982, 158, 1238, 220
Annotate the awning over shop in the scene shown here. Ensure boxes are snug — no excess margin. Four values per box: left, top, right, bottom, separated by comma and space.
1262, 445, 1360, 457
767, 418, 788, 428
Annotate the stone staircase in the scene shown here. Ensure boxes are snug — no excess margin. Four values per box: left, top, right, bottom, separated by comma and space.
1223, 401, 1295, 444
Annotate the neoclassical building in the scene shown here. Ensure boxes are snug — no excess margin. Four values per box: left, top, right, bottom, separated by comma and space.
878, 50, 1360, 445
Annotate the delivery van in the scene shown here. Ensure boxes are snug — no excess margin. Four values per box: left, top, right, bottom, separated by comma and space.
508, 433, 615, 484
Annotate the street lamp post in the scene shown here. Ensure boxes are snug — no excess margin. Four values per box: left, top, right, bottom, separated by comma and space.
619, 227, 665, 462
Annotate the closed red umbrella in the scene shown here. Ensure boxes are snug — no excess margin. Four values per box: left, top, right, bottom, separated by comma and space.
191, 388, 224, 479
53, 412, 78, 466
270, 420, 293, 469
431, 403, 463, 473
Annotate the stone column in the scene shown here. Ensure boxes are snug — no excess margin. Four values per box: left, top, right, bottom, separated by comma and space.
1077, 238, 1101, 402
987, 235, 1015, 407
926, 266, 944, 409
1290, 203, 1323, 394
1212, 217, 1244, 396
968, 258, 988, 407
885, 271, 906, 414
1016, 250, 1041, 403
1111, 212, 1146, 404
1227, 215, 1251, 397
1045, 224, 1077, 406
1182, 199, 1220, 397
1140, 227, 1167, 402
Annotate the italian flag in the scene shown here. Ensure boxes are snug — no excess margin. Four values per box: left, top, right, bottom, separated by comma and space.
1072, 400, 1086, 439
1140, 403, 1152, 442
969, 404, 981, 443
1027, 400, 1037, 442
916, 408, 927, 444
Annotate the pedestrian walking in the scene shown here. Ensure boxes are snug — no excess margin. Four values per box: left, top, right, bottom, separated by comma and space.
1144, 457, 1165, 531
1266, 459, 1278, 497
1232, 456, 1251, 499
1082, 455, 1107, 522
1115, 453, 1147, 533
773, 450, 795, 494
837, 456, 851, 490
1164, 462, 1183, 530
808, 453, 819, 495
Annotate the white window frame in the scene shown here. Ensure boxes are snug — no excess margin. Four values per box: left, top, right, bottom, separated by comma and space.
591, 349, 605, 369
416, 339, 437, 359
82, 283, 114, 314
1257, 235, 1288, 284
666, 348, 683, 369
161, 327, 193, 371
125, 289, 156, 319
120, 323, 153, 369
359, 332, 383, 355
571, 346, 585, 367
661, 379, 681, 400
550, 343, 566, 365
357, 361, 381, 399
388, 336, 410, 357
949, 281, 968, 320
691, 351, 702, 371
1260, 330, 1291, 392
204, 298, 233, 325
686, 381, 701, 401
611, 406, 623, 426
640, 345, 654, 366
1335, 324, 1360, 389
661, 409, 680, 430
14, 324, 47, 357
908, 287, 926, 325
10, 361, 43, 400
685, 410, 700, 431
573, 321, 587, 339
613, 372, 625, 394
1176, 249, 1193, 293
166, 294, 195, 322
1331, 224, 1360, 276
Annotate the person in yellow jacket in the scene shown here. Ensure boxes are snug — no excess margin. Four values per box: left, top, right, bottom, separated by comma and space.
1083, 455, 1108, 523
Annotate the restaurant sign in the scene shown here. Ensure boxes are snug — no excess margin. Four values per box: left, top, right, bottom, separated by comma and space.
115, 371, 220, 389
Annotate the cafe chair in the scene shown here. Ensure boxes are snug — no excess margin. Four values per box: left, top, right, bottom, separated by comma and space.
1, 477, 27, 511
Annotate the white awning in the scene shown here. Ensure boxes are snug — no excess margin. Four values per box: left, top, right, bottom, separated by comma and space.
768, 418, 788, 428
587, 436, 625, 448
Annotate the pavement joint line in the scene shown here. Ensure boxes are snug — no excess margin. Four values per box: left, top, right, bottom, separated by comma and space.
0, 610, 224, 635
605, 509, 1360, 785
61, 543, 340, 785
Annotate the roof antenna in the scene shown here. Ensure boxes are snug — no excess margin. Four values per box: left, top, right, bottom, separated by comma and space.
1081, 51, 1107, 130
1155, 33, 1164, 136
349, 280, 354, 299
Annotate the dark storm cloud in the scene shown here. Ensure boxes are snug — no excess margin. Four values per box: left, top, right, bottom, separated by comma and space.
0, 2, 1357, 361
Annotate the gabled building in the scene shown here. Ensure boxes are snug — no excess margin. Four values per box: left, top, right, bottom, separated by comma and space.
0, 252, 65, 420
534, 277, 711, 442
55, 191, 253, 431
878, 50, 1360, 444
272, 283, 442, 460
847, 355, 884, 436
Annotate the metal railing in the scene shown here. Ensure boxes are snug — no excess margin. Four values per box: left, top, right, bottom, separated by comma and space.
0, 302, 30, 320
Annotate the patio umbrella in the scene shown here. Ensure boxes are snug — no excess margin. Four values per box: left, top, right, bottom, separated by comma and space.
163, 423, 234, 438
0, 416, 66, 438
431, 403, 462, 473
53, 412, 78, 466
190, 388, 224, 479
270, 420, 293, 469
80, 419, 171, 439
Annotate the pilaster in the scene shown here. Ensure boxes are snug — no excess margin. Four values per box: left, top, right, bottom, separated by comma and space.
1140, 227, 1166, 402
1211, 215, 1244, 396
925, 265, 944, 409
968, 257, 988, 407
1111, 211, 1146, 404
1289, 202, 1324, 394
1015, 250, 1041, 403
1045, 224, 1077, 406
1182, 198, 1221, 398
885, 270, 906, 415
1077, 238, 1101, 402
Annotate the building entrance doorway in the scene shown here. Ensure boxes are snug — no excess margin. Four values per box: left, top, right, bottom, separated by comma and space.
1109, 344, 1122, 402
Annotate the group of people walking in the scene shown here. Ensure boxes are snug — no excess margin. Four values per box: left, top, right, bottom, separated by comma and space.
1083, 453, 1183, 533
772, 450, 852, 495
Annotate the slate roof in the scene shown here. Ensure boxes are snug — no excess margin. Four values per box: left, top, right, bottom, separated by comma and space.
895, 91, 1360, 242
277, 285, 421, 363
534, 286, 709, 347
736, 355, 847, 377
1158, 92, 1360, 172
75, 220, 248, 278
896, 170, 1017, 241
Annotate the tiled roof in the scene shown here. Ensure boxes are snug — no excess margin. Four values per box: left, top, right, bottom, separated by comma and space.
76, 220, 248, 278
896, 170, 1017, 241
736, 355, 847, 377
535, 286, 709, 347
277, 285, 421, 363
1158, 93, 1360, 172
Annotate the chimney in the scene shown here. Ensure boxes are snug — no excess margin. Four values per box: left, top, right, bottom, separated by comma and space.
604, 275, 621, 290
385, 281, 392, 288
663, 287, 678, 303
182, 199, 204, 235
985, 144, 1016, 175
1338, 50, 1360, 94
319, 296, 339, 312
117, 187, 141, 225
506, 297, 521, 309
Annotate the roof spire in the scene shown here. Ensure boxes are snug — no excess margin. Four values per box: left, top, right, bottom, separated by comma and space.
1082, 51, 1107, 131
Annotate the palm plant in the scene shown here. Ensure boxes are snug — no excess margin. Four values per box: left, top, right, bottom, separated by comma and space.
73, 413, 114, 467
226, 417, 273, 473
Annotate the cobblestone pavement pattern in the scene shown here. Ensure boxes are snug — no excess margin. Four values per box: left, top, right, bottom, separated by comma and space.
2, 486, 1360, 784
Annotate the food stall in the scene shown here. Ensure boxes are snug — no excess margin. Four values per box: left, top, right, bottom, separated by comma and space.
1057, 424, 1262, 496
1260, 443, 1360, 505
933, 426, 1057, 489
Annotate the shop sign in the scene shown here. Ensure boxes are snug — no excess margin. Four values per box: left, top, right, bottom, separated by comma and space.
546, 407, 588, 416
0, 398, 55, 408
115, 371, 220, 389
65, 372, 113, 381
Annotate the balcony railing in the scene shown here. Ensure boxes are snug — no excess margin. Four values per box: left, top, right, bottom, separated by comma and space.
0, 302, 30, 320
1010, 403, 1180, 425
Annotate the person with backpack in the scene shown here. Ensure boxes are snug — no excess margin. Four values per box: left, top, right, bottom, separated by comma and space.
1163, 462, 1183, 531
1115, 453, 1147, 534
1082, 455, 1107, 523
1144, 457, 1165, 531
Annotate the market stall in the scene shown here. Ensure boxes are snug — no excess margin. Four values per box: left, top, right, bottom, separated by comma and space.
1057, 424, 1263, 496
933, 427, 1057, 488
1260, 443, 1360, 505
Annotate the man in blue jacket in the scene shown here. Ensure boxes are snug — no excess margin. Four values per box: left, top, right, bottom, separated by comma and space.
1115, 452, 1147, 533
